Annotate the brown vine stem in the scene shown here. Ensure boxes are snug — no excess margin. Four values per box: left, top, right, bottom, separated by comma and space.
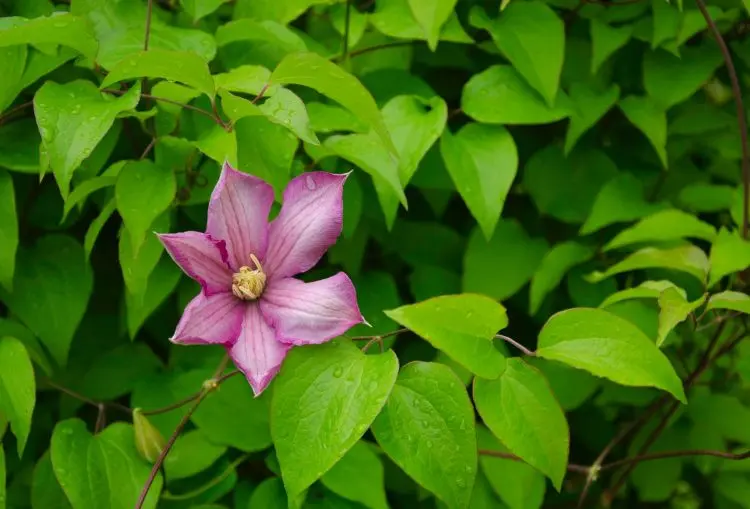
0, 100, 33, 125
334, 41, 418, 62
103, 89, 223, 125
695, 0, 750, 238
495, 334, 536, 356
144, 0, 154, 51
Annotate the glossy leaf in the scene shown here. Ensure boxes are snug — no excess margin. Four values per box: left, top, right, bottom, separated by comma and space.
385, 294, 508, 379
656, 288, 706, 347
0, 13, 98, 61
587, 245, 710, 284
599, 280, 684, 309
0, 336, 35, 456
603, 209, 716, 251
372, 362, 476, 509
474, 359, 569, 489
258, 88, 319, 145
706, 291, 750, 315
537, 308, 686, 402
407, 0, 459, 50
272, 340, 398, 499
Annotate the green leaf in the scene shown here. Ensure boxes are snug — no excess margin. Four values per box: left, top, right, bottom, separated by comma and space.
590, 19, 632, 74
604, 209, 716, 252
164, 430, 227, 481
587, 244, 710, 285
34, 80, 140, 198
218, 91, 263, 124
100, 49, 214, 98
385, 294, 508, 379
564, 83, 620, 155
126, 257, 182, 338
474, 1, 564, 105
116, 160, 176, 256
80, 343, 162, 401
235, 116, 300, 194
0, 336, 35, 456
0, 170, 18, 292
119, 213, 170, 303
371, 362, 476, 509
32, 451, 72, 509
536, 308, 686, 402
619, 95, 668, 168
524, 146, 619, 224
51, 419, 162, 509
62, 176, 117, 222
0, 119, 39, 173
0, 13, 98, 61
248, 478, 287, 509
214, 65, 273, 97
477, 425, 545, 509
85, 198, 117, 259
407, 0, 459, 50
678, 183, 734, 213
706, 290, 750, 315
526, 358, 599, 411
474, 359, 569, 489
181, 0, 228, 22
463, 221, 548, 301
530, 242, 596, 315
708, 228, 750, 287
656, 287, 706, 347
644, 44, 722, 108
375, 94, 447, 227
462, 65, 571, 124
321, 441, 389, 509
234, 0, 334, 24
271, 340, 398, 499
270, 52, 397, 156
599, 280, 684, 309
0, 235, 92, 366
371, 0, 472, 44
0, 38, 26, 113
258, 88, 319, 145
581, 173, 666, 234
0, 432, 4, 507
440, 123, 517, 239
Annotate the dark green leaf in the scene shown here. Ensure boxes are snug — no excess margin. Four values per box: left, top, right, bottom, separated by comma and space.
0, 336, 35, 456
321, 441, 389, 509
0, 170, 18, 292
530, 242, 595, 315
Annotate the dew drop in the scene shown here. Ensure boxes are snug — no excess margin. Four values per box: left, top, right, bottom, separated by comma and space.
367, 380, 378, 390
425, 440, 433, 449
456, 478, 466, 488
305, 174, 317, 190
332, 367, 343, 378
405, 434, 413, 442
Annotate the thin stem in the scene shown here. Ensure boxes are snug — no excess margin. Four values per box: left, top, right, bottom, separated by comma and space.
478, 450, 590, 474
103, 89, 223, 126
695, 0, 750, 237
140, 138, 157, 160
0, 100, 33, 125
144, 0, 154, 51
336, 41, 417, 61
162, 454, 250, 500
44, 379, 132, 414
341, 0, 352, 67
496, 335, 535, 356
351, 328, 409, 342
251, 83, 270, 105
599, 448, 750, 472
141, 393, 201, 416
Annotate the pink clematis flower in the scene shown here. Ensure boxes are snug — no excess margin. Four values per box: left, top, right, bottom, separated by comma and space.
158, 162, 365, 396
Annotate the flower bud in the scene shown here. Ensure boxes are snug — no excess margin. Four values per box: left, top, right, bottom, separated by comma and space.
133, 408, 166, 464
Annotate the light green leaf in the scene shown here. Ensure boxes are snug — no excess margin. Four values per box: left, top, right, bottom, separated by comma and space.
0, 336, 35, 456
385, 294, 507, 379
474, 1, 564, 105
51, 419, 162, 509
115, 160, 176, 256
587, 244, 709, 284
604, 209, 716, 251
324, 133, 407, 222
34, 80, 140, 198
219, 91, 263, 123
530, 242, 595, 315
181, 0, 228, 22
259, 88, 319, 145
656, 287, 706, 346
271, 52, 396, 156
272, 340, 398, 499
100, 49, 214, 98
524, 146, 619, 224
0, 235, 92, 366
372, 362, 476, 509
706, 290, 750, 315
590, 19, 632, 74
0, 13, 98, 61
537, 307, 686, 402
619, 95, 667, 168
0, 41, 26, 113
0, 170, 18, 292
581, 173, 666, 234
474, 359, 569, 489
599, 280, 684, 309
164, 430, 227, 481
85, 198, 117, 259
119, 213, 170, 303
194, 124, 238, 168
235, 116, 299, 195
407, 0, 459, 50
644, 44, 722, 108
371, 0, 473, 44
62, 175, 117, 222
708, 228, 750, 287
376, 94, 447, 226
440, 123, 517, 239
308, 101, 368, 134
463, 221, 548, 301
214, 65, 273, 97
234, 0, 333, 24
564, 82, 620, 155
126, 258, 181, 338
462, 65, 571, 124
321, 441, 389, 509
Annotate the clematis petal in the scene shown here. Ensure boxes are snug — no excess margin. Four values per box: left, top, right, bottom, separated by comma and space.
206, 162, 275, 270
260, 272, 364, 345
171, 292, 244, 345
158, 231, 232, 295
229, 304, 291, 396
263, 172, 347, 279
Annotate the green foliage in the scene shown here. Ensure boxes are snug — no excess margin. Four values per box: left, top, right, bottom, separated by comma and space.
3, 0, 750, 508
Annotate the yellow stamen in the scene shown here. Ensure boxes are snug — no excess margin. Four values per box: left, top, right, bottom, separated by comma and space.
232, 254, 266, 300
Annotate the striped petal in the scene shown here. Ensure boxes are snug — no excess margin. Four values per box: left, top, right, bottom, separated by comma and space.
158, 231, 232, 295
171, 291, 244, 345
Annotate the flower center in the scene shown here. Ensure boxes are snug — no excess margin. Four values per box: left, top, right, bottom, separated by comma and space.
231, 254, 266, 301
